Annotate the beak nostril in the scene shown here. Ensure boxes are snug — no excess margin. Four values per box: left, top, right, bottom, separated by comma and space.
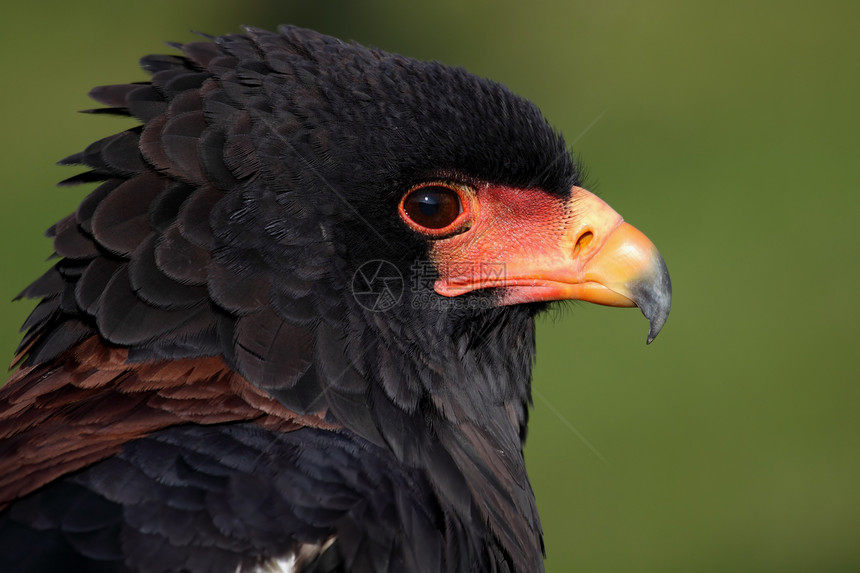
572, 230, 594, 258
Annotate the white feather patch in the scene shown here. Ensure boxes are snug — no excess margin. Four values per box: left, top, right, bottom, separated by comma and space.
240, 537, 336, 573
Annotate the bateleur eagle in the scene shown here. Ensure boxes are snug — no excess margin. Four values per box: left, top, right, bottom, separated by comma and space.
0, 25, 671, 572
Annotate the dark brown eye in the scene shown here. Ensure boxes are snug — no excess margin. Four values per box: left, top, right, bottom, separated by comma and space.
401, 185, 463, 230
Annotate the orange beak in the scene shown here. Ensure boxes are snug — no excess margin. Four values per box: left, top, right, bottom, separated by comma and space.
433, 186, 672, 343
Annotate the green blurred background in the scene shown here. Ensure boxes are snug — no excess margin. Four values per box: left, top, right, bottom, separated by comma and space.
1, 1, 857, 570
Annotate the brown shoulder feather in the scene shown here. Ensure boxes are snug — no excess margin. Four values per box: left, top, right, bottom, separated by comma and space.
0, 337, 336, 510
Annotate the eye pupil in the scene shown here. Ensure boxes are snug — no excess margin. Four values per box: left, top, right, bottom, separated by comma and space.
418, 195, 440, 217
402, 185, 463, 231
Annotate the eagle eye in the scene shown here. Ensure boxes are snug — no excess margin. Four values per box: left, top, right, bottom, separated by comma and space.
400, 183, 472, 237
